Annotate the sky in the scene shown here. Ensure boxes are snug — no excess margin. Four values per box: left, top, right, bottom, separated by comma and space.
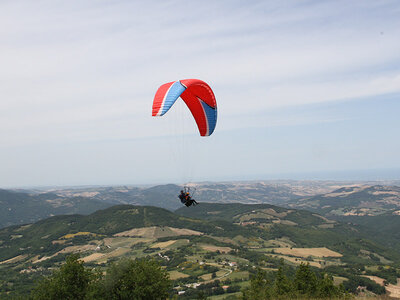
1, 0, 400, 187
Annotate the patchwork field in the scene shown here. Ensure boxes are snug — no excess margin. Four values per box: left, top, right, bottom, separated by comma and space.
237, 208, 291, 223
0, 254, 27, 264
151, 240, 178, 249
114, 226, 203, 238
333, 276, 347, 285
61, 232, 98, 239
274, 247, 342, 258
200, 269, 230, 281
200, 244, 233, 253
103, 237, 151, 248
363, 275, 385, 286
57, 244, 96, 254
272, 254, 322, 268
80, 253, 105, 263
364, 276, 400, 299
169, 270, 189, 280
81, 247, 131, 263
387, 279, 400, 299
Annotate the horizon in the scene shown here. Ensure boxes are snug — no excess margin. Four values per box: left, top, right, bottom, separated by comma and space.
3, 167, 400, 190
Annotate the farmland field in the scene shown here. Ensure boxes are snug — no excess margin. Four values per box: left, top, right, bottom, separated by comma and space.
274, 247, 342, 258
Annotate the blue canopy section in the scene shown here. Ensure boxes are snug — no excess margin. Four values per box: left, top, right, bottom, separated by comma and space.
160, 81, 186, 115
201, 101, 217, 136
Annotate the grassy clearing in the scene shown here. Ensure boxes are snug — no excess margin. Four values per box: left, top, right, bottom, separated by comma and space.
363, 276, 400, 299
81, 247, 131, 263
81, 253, 105, 263
265, 237, 295, 248
217, 254, 248, 264
217, 269, 231, 279
363, 275, 385, 286
238, 212, 275, 222
228, 270, 249, 281
114, 226, 202, 238
207, 236, 238, 246
151, 240, 177, 249
272, 219, 297, 226
0, 254, 28, 264
386, 279, 400, 299
237, 280, 250, 289
61, 232, 98, 239
57, 244, 96, 254
232, 235, 248, 244
271, 254, 322, 268
103, 237, 150, 248
238, 208, 289, 223
200, 244, 232, 253
201, 269, 231, 281
168, 239, 189, 249
200, 272, 214, 281
97, 247, 131, 263
52, 240, 67, 245
333, 276, 347, 285
32, 255, 57, 264
274, 247, 342, 258
169, 270, 189, 280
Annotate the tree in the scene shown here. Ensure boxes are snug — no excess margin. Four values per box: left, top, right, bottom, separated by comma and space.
242, 269, 271, 300
32, 254, 96, 300
316, 273, 342, 298
214, 286, 225, 295
196, 291, 208, 300
273, 265, 292, 297
294, 263, 317, 296
100, 257, 171, 300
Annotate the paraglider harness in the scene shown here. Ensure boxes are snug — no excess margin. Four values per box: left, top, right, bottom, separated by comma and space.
179, 186, 198, 207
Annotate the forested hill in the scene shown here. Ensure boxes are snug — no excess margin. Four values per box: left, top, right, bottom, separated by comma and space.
287, 185, 400, 217
0, 205, 254, 262
175, 202, 400, 262
175, 202, 327, 225
0, 189, 113, 228
2, 203, 400, 298
2, 203, 400, 265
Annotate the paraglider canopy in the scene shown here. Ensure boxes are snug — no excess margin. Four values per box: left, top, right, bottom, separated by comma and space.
152, 79, 217, 136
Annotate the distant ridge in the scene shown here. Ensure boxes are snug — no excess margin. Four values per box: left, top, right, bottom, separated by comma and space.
287, 185, 400, 217
0, 189, 113, 228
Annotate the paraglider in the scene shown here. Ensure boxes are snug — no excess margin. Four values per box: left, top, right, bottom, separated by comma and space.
152, 79, 217, 136
178, 187, 198, 207
152, 79, 217, 207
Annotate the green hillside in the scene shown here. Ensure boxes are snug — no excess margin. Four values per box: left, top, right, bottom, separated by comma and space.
176, 203, 400, 265
285, 185, 400, 251
176, 203, 328, 226
337, 210, 400, 240
287, 185, 400, 217
0, 205, 255, 262
1, 203, 400, 298
0, 189, 113, 228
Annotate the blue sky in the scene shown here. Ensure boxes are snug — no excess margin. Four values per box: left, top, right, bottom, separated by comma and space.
1, 0, 400, 187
